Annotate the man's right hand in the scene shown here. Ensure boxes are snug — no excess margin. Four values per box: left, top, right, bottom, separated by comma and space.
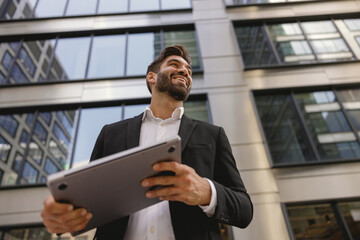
41, 195, 92, 234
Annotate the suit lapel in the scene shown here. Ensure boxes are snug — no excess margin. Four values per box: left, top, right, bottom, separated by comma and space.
126, 113, 143, 149
178, 115, 197, 153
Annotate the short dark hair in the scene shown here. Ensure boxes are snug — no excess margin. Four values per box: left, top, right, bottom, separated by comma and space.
146, 44, 192, 93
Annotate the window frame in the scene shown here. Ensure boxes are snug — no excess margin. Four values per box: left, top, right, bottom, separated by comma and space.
226, 0, 345, 8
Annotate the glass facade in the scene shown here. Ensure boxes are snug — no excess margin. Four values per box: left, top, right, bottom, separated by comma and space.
0, 98, 210, 187
254, 87, 360, 166
226, 0, 328, 6
286, 200, 360, 240
0, 28, 200, 85
0, 0, 192, 20
235, 19, 360, 68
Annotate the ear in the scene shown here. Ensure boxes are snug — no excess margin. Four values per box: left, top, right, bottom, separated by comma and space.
146, 72, 157, 88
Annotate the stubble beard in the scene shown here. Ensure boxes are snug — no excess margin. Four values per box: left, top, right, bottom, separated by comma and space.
156, 72, 191, 101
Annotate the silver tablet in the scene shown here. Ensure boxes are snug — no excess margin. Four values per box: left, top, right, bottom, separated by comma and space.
47, 135, 181, 236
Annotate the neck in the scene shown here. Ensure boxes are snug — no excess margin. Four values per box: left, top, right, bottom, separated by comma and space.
149, 92, 183, 120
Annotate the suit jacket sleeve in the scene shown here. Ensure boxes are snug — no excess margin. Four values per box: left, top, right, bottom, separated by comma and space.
211, 127, 253, 228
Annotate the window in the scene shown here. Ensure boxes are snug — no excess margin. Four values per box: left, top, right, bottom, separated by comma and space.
0, 0, 192, 20
344, 19, 360, 31
254, 87, 360, 166
0, 115, 19, 137
285, 200, 360, 240
0, 28, 200, 86
0, 97, 209, 187
234, 18, 359, 68
226, 0, 329, 6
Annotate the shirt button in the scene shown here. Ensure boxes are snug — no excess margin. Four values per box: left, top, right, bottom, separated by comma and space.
150, 226, 155, 233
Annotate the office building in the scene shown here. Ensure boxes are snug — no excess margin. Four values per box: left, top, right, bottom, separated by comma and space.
0, 0, 359, 239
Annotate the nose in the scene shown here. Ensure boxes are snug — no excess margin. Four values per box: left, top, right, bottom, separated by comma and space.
178, 64, 189, 77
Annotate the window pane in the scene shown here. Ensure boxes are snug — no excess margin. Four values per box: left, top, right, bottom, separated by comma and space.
10, 63, 30, 83
19, 47, 36, 77
338, 201, 360, 239
130, 0, 159, 12
0, 115, 19, 137
65, 0, 97, 16
286, 204, 344, 240
0, 135, 11, 163
28, 139, 43, 165
254, 94, 315, 164
98, 0, 128, 14
301, 21, 337, 34
184, 101, 209, 122
1, 51, 14, 71
126, 32, 156, 76
164, 30, 201, 70
21, 161, 39, 184
34, 0, 67, 18
123, 104, 147, 119
0, 71, 6, 85
44, 157, 59, 174
311, 39, 350, 54
88, 35, 126, 78
51, 37, 91, 80
0, 227, 51, 240
161, 0, 191, 10
49, 139, 68, 169
72, 106, 122, 167
34, 120, 48, 145
344, 19, 360, 31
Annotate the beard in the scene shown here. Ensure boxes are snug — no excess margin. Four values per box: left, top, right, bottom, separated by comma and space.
156, 72, 191, 101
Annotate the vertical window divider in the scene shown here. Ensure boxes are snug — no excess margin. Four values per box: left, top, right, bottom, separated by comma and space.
29, 0, 40, 19
297, 20, 319, 62
5, 39, 24, 84
281, 203, 296, 240
121, 103, 125, 120
159, 0, 162, 11
84, 34, 94, 79
333, 89, 360, 143
69, 107, 82, 169
63, 0, 70, 17
331, 202, 354, 240
127, 0, 131, 13
160, 29, 165, 50
15, 111, 39, 185
95, 0, 100, 14
263, 23, 282, 64
290, 91, 322, 161
124, 32, 129, 77
45, 37, 58, 81
332, 18, 357, 59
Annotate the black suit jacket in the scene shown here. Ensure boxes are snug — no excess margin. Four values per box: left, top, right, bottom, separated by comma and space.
90, 113, 253, 240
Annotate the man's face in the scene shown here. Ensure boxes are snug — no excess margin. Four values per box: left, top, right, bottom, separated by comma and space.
155, 55, 192, 101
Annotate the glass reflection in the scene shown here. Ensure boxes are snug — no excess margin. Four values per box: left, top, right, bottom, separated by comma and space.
88, 35, 126, 78
34, 0, 67, 18
184, 101, 209, 122
72, 106, 122, 167
0, 115, 19, 137
45, 157, 59, 174
286, 204, 344, 240
65, 0, 97, 16
51, 37, 90, 80
124, 104, 147, 119
1, 51, 14, 71
28, 139, 43, 165
130, 0, 159, 12
126, 33, 156, 76
0, 71, 6, 85
344, 19, 360, 31
98, 0, 128, 14
161, 0, 191, 10
339, 201, 360, 239
0, 135, 11, 163
21, 161, 38, 183
301, 21, 337, 34
0, 227, 52, 240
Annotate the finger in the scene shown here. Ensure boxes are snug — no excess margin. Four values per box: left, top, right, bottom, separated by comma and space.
43, 219, 68, 233
65, 212, 92, 233
153, 161, 189, 175
142, 175, 180, 188
43, 196, 73, 214
145, 186, 184, 198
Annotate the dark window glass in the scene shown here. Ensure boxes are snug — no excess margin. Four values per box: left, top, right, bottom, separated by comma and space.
11, 63, 29, 83
0, 227, 51, 240
88, 35, 126, 78
0, 115, 19, 137
44, 157, 59, 174
12, 152, 23, 173
49, 139, 67, 169
34, 120, 47, 144
184, 101, 209, 122
0, 169, 3, 185
19, 47, 36, 77
286, 204, 344, 239
28, 139, 43, 165
50, 37, 91, 80
52, 122, 71, 153
0, 135, 11, 163
21, 161, 39, 184
19, 130, 29, 149
97, 0, 128, 14
26, 41, 42, 61
0, 71, 6, 85
33, 0, 67, 18
130, 0, 159, 12
161, 0, 191, 10
39, 112, 52, 126
65, 0, 97, 16
126, 32, 157, 76
338, 201, 360, 239
1, 51, 14, 71
72, 106, 122, 166
26, 113, 35, 127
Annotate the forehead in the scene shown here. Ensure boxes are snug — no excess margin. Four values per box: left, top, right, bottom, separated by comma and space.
162, 55, 190, 67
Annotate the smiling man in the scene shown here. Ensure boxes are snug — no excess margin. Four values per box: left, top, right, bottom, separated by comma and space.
41, 45, 253, 240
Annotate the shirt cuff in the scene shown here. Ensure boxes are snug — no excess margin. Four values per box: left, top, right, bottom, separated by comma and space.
198, 178, 217, 217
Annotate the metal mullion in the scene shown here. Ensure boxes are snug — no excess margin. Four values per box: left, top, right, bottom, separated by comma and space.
333, 89, 360, 143
281, 203, 296, 240
290, 91, 322, 161
331, 18, 357, 59
84, 34, 94, 79
159, 0, 162, 11
127, 0, 131, 12
45, 37, 59, 81
263, 23, 282, 64
193, 26, 203, 71
15, 111, 39, 185
63, 0, 70, 16
121, 103, 125, 120
5, 39, 24, 84
124, 32, 129, 76
331, 202, 353, 240
69, 107, 82, 169
29, 0, 39, 18
247, 26, 259, 66
95, 0, 100, 14
297, 20, 319, 62
255, 30, 267, 66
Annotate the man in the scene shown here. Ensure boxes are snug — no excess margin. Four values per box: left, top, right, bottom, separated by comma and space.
41, 45, 253, 239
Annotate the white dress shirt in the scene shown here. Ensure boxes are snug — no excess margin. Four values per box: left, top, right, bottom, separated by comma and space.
123, 106, 217, 240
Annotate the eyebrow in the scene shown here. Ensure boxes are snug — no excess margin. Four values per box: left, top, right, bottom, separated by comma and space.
167, 59, 192, 72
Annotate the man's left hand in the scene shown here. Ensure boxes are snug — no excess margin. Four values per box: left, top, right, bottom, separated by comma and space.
141, 161, 211, 206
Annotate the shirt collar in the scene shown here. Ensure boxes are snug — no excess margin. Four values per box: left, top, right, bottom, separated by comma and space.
142, 106, 184, 121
